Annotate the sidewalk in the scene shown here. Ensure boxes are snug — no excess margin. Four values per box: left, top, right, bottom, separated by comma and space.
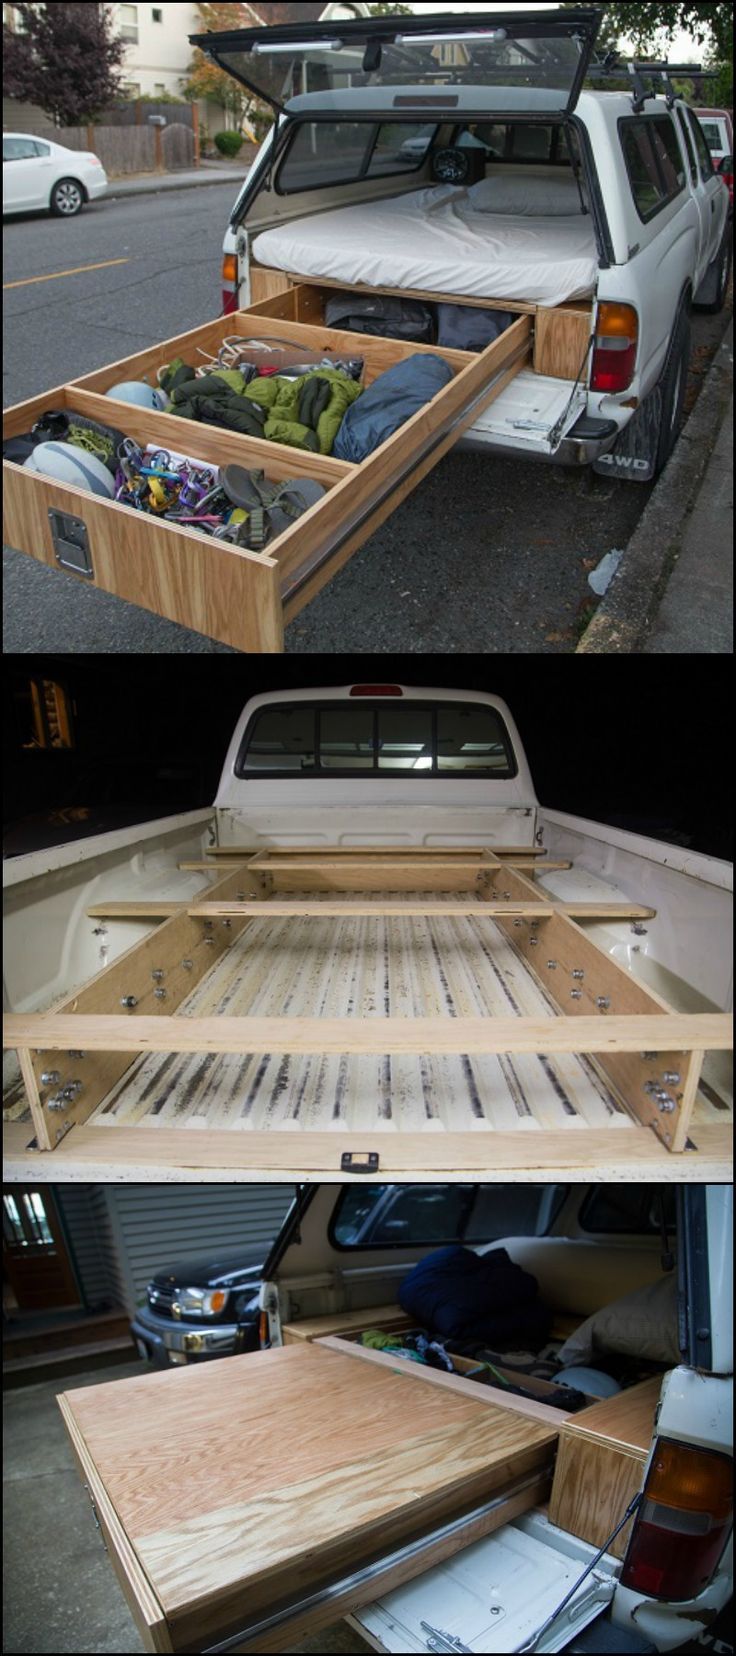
107, 157, 251, 196
643, 396, 732, 652
577, 319, 733, 654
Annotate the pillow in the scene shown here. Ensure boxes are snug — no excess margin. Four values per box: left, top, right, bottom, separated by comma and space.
467, 174, 587, 216
555, 1274, 681, 1369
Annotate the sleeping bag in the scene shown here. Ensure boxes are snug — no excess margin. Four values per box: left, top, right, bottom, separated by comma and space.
166, 367, 361, 454
332, 353, 453, 462
398, 1245, 551, 1350
435, 304, 515, 350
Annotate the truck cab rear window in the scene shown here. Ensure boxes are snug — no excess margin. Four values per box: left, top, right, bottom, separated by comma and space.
329, 1184, 568, 1249
619, 114, 686, 222
277, 120, 437, 193
236, 701, 516, 777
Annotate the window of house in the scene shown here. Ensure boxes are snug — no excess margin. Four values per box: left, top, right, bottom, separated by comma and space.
152, 6, 163, 19
10, 676, 75, 750
118, 4, 139, 43
687, 109, 717, 183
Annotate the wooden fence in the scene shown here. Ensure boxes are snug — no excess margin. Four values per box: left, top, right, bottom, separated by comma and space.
30, 120, 197, 176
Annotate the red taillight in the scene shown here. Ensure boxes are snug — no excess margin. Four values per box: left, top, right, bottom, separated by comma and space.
349, 684, 403, 697
590, 301, 639, 393
258, 1310, 269, 1348
221, 252, 238, 316
621, 1439, 733, 1601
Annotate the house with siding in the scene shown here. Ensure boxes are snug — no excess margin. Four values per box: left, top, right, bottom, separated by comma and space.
3, 1183, 294, 1322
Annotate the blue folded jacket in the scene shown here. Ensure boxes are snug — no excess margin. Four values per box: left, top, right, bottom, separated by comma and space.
398, 1245, 551, 1349
333, 352, 453, 462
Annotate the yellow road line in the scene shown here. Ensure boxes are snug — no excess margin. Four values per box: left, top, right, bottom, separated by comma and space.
3, 256, 130, 290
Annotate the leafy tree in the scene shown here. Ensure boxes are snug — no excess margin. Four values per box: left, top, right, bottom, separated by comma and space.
3, 2, 125, 125
183, 3, 255, 119
564, 2, 732, 59
368, 4, 414, 14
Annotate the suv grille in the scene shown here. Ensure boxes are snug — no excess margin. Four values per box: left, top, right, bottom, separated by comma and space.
147, 1282, 175, 1317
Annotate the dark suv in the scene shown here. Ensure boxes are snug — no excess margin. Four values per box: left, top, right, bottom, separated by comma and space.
131, 1247, 264, 1366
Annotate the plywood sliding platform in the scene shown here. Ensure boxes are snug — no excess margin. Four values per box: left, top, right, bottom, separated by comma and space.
4, 847, 732, 1178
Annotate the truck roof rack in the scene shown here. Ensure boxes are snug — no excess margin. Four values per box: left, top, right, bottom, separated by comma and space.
588, 54, 716, 113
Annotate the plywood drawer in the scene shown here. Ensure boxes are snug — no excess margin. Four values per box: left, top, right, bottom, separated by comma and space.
3, 307, 531, 653
59, 1340, 557, 1653
548, 1376, 661, 1559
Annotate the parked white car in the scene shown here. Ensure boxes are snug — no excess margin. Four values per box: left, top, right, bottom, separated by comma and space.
2, 131, 107, 217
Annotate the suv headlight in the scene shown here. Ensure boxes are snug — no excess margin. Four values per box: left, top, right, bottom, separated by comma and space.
171, 1287, 230, 1319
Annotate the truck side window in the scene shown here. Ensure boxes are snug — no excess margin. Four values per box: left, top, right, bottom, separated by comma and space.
649, 117, 686, 194
619, 116, 685, 222
687, 108, 716, 184
676, 107, 699, 186
277, 120, 436, 193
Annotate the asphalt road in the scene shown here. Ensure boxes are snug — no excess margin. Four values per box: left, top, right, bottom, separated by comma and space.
2, 184, 729, 655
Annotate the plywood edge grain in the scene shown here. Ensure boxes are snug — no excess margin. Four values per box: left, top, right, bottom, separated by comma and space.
318, 1336, 570, 1427
57, 1394, 172, 1653
6, 1120, 731, 1179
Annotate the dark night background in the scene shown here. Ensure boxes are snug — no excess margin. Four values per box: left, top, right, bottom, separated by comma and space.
3, 655, 732, 859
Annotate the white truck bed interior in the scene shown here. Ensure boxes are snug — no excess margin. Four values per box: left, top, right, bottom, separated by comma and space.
251, 183, 599, 309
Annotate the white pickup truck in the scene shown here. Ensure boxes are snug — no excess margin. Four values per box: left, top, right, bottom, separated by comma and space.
206, 8, 732, 479
3, 684, 732, 1183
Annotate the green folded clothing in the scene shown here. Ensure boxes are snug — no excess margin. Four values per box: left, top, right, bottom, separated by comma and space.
164, 365, 361, 454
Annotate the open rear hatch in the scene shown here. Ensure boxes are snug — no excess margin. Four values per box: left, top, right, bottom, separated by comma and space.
190, 9, 602, 119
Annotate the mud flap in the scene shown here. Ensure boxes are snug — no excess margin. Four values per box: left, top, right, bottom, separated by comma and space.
593, 387, 662, 483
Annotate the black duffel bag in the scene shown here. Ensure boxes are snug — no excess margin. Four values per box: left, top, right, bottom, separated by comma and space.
324, 292, 435, 343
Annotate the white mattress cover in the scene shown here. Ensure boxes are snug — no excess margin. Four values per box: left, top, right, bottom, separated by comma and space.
252, 184, 598, 309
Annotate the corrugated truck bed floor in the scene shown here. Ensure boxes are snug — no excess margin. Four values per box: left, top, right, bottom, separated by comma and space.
85, 906, 721, 1136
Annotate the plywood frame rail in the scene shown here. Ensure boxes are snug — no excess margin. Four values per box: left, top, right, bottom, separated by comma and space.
87, 899, 656, 921
5, 1011, 730, 1057
476, 856, 727, 1153
186, 900, 657, 921
9, 864, 262, 1151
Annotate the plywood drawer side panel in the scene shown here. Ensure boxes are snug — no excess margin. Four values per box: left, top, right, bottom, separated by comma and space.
548, 1433, 647, 1559
2, 459, 284, 654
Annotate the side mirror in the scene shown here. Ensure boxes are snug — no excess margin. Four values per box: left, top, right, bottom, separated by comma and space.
717, 155, 733, 174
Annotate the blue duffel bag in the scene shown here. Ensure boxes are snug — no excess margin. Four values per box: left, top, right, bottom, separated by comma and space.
333, 352, 453, 463
398, 1244, 551, 1349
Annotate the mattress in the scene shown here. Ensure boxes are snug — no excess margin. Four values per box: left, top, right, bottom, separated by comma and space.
252, 183, 599, 310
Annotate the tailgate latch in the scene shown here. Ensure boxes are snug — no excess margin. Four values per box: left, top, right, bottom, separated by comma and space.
48, 509, 94, 578
340, 1151, 379, 1173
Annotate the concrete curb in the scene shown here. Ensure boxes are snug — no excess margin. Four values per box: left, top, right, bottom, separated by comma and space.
106, 167, 248, 198
576, 316, 733, 653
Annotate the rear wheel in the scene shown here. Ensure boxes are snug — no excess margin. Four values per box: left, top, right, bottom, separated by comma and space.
693, 228, 732, 314
653, 307, 691, 475
50, 177, 84, 217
